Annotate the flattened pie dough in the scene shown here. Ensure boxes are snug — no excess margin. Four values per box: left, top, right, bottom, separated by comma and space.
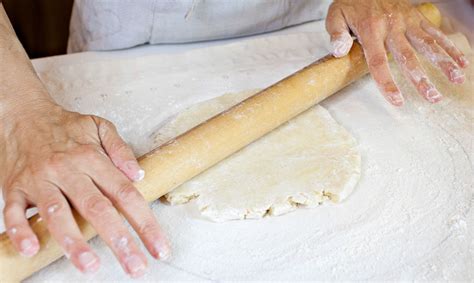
155, 91, 361, 222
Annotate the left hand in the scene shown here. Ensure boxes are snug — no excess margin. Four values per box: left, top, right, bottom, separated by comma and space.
325, 0, 469, 106
1, 100, 170, 277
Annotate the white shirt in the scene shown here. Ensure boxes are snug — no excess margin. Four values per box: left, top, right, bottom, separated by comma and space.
68, 0, 332, 52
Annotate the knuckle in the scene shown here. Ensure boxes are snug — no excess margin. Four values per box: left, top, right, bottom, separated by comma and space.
111, 141, 129, 154
98, 118, 117, 136
370, 16, 385, 25
76, 144, 100, 157
400, 48, 416, 62
4, 182, 22, 195
81, 114, 96, 123
421, 36, 436, 46
41, 199, 66, 218
114, 183, 141, 203
103, 119, 116, 130
361, 16, 383, 30
45, 153, 68, 169
3, 202, 19, 217
358, 19, 371, 31
137, 218, 158, 236
368, 53, 387, 68
73, 144, 105, 163
81, 194, 113, 217
391, 12, 404, 23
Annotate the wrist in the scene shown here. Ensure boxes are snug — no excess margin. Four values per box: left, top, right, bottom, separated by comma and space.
0, 90, 60, 126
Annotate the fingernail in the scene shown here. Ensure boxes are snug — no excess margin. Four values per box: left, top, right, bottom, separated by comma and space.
450, 68, 464, 83
459, 56, 469, 68
78, 251, 100, 273
384, 86, 404, 106
20, 238, 39, 257
125, 255, 147, 278
388, 95, 404, 106
426, 88, 443, 103
331, 32, 352, 58
125, 161, 145, 182
154, 240, 171, 261
135, 169, 145, 181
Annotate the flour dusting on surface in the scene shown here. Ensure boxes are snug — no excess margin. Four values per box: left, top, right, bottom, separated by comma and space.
0, 29, 471, 281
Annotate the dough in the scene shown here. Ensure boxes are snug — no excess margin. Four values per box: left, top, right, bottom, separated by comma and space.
155, 91, 361, 222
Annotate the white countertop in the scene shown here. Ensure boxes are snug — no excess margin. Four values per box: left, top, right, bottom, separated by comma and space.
1, 4, 473, 281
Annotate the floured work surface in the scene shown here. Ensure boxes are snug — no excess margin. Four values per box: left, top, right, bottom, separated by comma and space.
0, 24, 472, 280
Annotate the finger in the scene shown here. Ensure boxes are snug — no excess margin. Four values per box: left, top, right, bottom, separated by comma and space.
59, 176, 148, 278
387, 33, 442, 103
85, 160, 170, 261
421, 20, 469, 68
3, 189, 39, 257
36, 182, 100, 273
326, 3, 353, 57
93, 117, 144, 182
359, 32, 404, 106
406, 26, 465, 84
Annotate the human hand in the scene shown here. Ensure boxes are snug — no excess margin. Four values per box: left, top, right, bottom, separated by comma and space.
1, 100, 170, 277
325, 0, 469, 106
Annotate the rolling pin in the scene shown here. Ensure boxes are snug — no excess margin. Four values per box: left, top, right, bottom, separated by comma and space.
0, 3, 441, 282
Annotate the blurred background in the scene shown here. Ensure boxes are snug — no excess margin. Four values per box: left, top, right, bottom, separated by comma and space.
2, 0, 73, 58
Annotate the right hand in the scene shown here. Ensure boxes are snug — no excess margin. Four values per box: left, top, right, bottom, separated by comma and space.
325, 0, 468, 106
1, 99, 170, 277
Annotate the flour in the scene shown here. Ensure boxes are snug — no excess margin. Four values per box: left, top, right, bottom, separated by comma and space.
0, 25, 471, 281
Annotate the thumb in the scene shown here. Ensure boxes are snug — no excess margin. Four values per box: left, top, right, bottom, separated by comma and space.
94, 117, 145, 182
326, 3, 353, 57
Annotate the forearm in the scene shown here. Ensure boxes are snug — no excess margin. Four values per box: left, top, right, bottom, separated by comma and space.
0, 4, 55, 120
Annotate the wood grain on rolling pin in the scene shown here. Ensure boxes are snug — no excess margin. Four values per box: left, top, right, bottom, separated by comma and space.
0, 3, 441, 282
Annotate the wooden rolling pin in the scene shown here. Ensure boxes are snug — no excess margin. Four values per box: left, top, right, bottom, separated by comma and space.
0, 3, 441, 282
